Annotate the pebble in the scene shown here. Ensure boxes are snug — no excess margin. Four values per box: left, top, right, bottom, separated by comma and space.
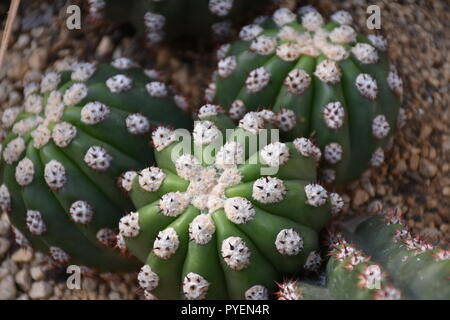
29, 281, 54, 300
15, 269, 32, 291
11, 248, 33, 263
419, 158, 438, 178
96, 36, 114, 58
352, 189, 370, 208
30, 266, 45, 281
443, 187, 450, 197
28, 48, 48, 70
0, 238, 11, 259
0, 275, 17, 300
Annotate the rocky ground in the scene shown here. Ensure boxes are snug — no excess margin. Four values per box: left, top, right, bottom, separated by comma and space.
0, 0, 448, 299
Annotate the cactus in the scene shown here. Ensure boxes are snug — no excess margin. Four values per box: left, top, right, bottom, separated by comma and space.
208, 6, 404, 185
0, 58, 192, 272
118, 104, 343, 299
87, 0, 272, 45
276, 210, 450, 300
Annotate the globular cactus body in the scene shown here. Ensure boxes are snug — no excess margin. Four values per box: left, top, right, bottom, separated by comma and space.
209, 6, 403, 184
119, 105, 343, 299
0, 59, 192, 271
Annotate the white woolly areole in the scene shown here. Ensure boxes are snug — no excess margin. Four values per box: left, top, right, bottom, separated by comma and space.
12, 227, 29, 247
189, 214, 216, 245
204, 82, 216, 102
216, 43, 231, 60
277, 43, 301, 62
187, 168, 217, 197
258, 109, 275, 123
176, 154, 203, 181
49, 246, 70, 263
193, 121, 220, 145
211, 21, 232, 39
69, 200, 94, 224
359, 264, 382, 289
375, 286, 402, 300
41, 72, 61, 92
45, 91, 65, 122
370, 148, 384, 167
215, 141, 244, 169
275, 228, 304, 256
355, 73, 378, 99
24, 82, 39, 97
139, 167, 165, 192
126, 113, 150, 135
2, 107, 22, 128
239, 112, 264, 134
221, 236, 251, 270
324, 142, 343, 164
250, 35, 277, 56
198, 104, 221, 119
31, 125, 51, 149
119, 211, 140, 238
329, 25, 356, 44
368, 34, 387, 51
272, 7, 296, 26
293, 137, 322, 161
239, 24, 263, 41
111, 57, 138, 70
278, 25, 299, 42
304, 251, 322, 271
146, 30, 164, 45
261, 142, 290, 167
329, 192, 344, 214
106, 74, 133, 93
146, 81, 168, 98
284, 69, 311, 95
314, 60, 341, 84
152, 126, 176, 151
81, 101, 110, 124
276, 109, 296, 132
96, 228, 116, 247
160, 192, 190, 217
245, 285, 269, 300
321, 43, 350, 62
305, 184, 328, 207
3, 137, 25, 164
323, 101, 345, 129
153, 227, 179, 260
120, 171, 137, 192
224, 197, 256, 224
84, 146, 112, 171
229, 100, 246, 120
321, 169, 336, 184
331, 10, 353, 25
0, 184, 11, 212
144, 11, 166, 31
218, 56, 237, 78
12, 116, 43, 136
144, 69, 160, 80
302, 11, 324, 31
52, 122, 77, 147
387, 68, 403, 97
138, 265, 159, 291
44, 160, 66, 189
252, 177, 287, 204
26, 210, 46, 235
352, 43, 379, 64
24, 94, 43, 114
372, 115, 390, 139
174, 95, 190, 111
209, 0, 233, 17
183, 272, 210, 300
71, 62, 96, 82
218, 167, 242, 188
15, 157, 35, 186
63, 83, 88, 106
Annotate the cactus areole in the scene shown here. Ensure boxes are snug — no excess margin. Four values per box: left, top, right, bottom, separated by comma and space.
0, 59, 192, 272
119, 105, 343, 299
209, 6, 404, 185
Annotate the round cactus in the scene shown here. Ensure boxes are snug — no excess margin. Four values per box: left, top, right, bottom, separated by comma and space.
208, 6, 404, 185
87, 0, 272, 45
118, 105, 343, 299
0, 59, 192, 272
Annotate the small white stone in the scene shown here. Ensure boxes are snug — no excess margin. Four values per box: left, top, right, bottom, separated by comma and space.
324, 142, 343, 164
23, 82, 39, 97
260, 142, 289, 167
239, 24, 263, 41
71, 62, 96, 82
218, 56, 237, 78
106, 74, 133, 93
15, 157, 35, 186
221, 236, 251, 270
159, 192, 190, 217
153, 227, 179, 260
139, 167, 165, 192
3, 137, 25, 164
145, 81, 168, 98
275, 229, 303, 256
209, 0, 233, 17
189, 214, 216, 245
224, 197, 255, 224
44, 160, 66, 189
52, 122, 77, 147
245, 285, 268, 300
126, 113, 150, 135
69, 200, 94, 224
387, 67, 403, 97
293, 137, 321, 161
215, 141, 244, 169
84, 146, 112, 171
314, 60, 341, 84
152, 126, 176, 151
119, 211, 140, 238
193, 121, 220, 145
304, 184, 328, 207
355, 73, 378, 99
239, 111, 264, 134
323, 101, 345, 129
372, 114, 390, 139
352, 43, 378, 64
40, 72, 61, 92
26, 210, 46, 235
119, 171, 137, 192
252, 177, 287, 204
144, 11, 166, 31
250, 36, 277, 56
284, 69, 311, 95
138, 265, 159, 291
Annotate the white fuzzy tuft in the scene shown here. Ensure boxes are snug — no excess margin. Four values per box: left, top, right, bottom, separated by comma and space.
81, 101, 110, 125
126, 113, 150, 135
175, 154, 203, 181
250, 35, 277, 56
2, 107, 22, 128
44, 160, 66, 189
239, 112, 264, 134
221, 236, 251, 270
146, 81, 168, 98
215, 141, 244, 169
15, 157, 35, 186
211, 21, 232, 39
217, 167, 242, 188
12, 116, 43, 136
218, 56, 237, 78
372, 114, 390, 139
111, 57, 138, 70
329, 193, 344, 214
304, 251, 322, 271
183, 272, 210, 300
224, 197, 256, 224
323, 101, 345, 129
119, 171, 137, 192
153, 227, 179, 260
272, 8, 296, 26
31, 125, 51, 149
293, 138, 321, 161
229, 100, 246, 120
245, 285, 269, 300
3, 137, 25, 164
63, 83, 88, 106
351, 43, 378, 64
387, 67, 403, 97
45, 91, 65, 122
52, 122, 77, 147
355, 73, 378, 99
174, 95, 190, 111
314, 60, 341, 84
198, 104, 221, 119
302, 11, 324, 31
84, 146, 112, 171
321, 43, 349, 62
368, 35, 387, 51
239, 24, 263, 41
96, 228, 116, 247
328, 25, 356, 44
204, 82, 216, 102
23, 82, 39, 97
358, 264, 383, 289
278, 25, 299, 42
252, 177, 287, 204
330, 10, 353, 25
258, 109, 275, 123
152, 126, 176, 151
71, 62, 96, 82
304, 184, 328, 207
119, 211, 140, 238
146, 30, 164, 45
276, 109, 296, 132
275, 229, 303, 256
160, 192, 190, 217
284, 69, 311, 95
193, 121, 220, 145
276, 43, 301, 62
261, 142, 290, 167
26, 210, 46, 235
324, 142, 343, 164
138, 265, 159, 291
216, 43, 231, 60
12, 227, 30, 247
374, 286, 402, 300
370, 148, 384, 167
69, 200, 94, 224
209, 0, 233, 17
144, 69, 160, 80
49, 246, 70, 263
24, 94, 43, 114
0, 184, 11, 212
106, 74, 133, 93
41, 72, 61, 92
144, 11, 166, 31
189, 214, 216, 245
321, 169, 336, 184
139, 167, 165, 192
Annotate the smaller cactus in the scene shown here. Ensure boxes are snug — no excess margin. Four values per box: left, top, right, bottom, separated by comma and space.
276, 209, 450, 300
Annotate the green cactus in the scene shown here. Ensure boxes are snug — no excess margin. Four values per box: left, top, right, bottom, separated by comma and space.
87, 0, 272, 45
208, 6, 404, 185
118, 104, 343, 299
0, 58, 192, 272
276, 210, 450, 300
